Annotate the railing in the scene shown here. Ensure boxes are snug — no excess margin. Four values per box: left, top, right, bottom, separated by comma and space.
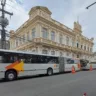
33, 38, 81, 51
14, 38, 92, 55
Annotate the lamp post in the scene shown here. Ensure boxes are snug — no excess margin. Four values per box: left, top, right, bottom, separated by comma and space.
86, 2, 96, 9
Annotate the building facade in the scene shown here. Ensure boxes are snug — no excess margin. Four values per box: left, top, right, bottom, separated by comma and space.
9, 6, 94, 60
91, 52, 96, 62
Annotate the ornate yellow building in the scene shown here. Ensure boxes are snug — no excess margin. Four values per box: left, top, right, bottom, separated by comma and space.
9, 6, 94, 60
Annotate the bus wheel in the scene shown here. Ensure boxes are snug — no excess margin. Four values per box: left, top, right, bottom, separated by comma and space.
5, 70, 17, 81
47, 68, 53, 76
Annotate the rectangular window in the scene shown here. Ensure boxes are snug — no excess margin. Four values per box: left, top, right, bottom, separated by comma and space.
21, 36, 23, 44
25, 33, 27, 42
84, 46, 86, 50
23, 34, 25, 43
77, 43, 79, 48
77, 55, 79, 58
27, 32, 30, 41
66, 37, 69, 45
72, 41, 74, 47
66, 52, 69, 56
14, 40, 16, 47
51, 51, 55, 55
10, 42, 12, 48
81, 45, 82, 49
32, 50, 36, 53
42, 49, 48, 54
19, 37, 22, 44
16, 39, 18, 47
59, 35, 63, 44
90, 48, 92, 52
42, 28, 48, 39
51, 31, 55, 41
60, 52, 63, 56
32, 28, 36, 39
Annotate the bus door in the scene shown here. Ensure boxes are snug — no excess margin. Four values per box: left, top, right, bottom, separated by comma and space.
58, 57, 65, 72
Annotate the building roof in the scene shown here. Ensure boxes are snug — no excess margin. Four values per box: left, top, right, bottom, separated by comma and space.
29, 6, 52, 15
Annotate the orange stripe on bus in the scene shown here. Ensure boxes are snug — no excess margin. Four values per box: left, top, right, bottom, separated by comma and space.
6, 61, 19, 70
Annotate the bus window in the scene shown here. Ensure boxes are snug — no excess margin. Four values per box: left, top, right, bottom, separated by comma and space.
48, 57, 59, 64
67, 59, 74, 64
74, 59, 80, 64
30, 55, 59, 64
90, 62, 96, 64
0, 56, 3, 63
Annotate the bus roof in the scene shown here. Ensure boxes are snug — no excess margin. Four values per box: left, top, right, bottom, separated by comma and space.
0, 49, 78, 59
0, 49, 59, 57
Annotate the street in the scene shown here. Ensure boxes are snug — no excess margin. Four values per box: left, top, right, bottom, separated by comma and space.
0, 71, 96, 96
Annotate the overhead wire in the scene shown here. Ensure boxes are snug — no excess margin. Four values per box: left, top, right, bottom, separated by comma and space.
9, 0, 16, 3
0, 0, 30, 42
5, 0, 27, 13
5, 3, 22, 12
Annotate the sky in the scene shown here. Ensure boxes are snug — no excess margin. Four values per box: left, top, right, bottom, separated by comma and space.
3, 0, 96, 51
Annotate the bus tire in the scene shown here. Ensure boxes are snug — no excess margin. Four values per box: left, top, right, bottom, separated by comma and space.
47, 68, 53, 76
5, 70, 17, 81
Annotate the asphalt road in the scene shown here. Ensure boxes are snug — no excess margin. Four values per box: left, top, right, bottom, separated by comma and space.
0, 71, 96, 96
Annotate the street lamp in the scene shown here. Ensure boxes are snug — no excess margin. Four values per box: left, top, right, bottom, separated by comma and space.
86, 2, 96, 9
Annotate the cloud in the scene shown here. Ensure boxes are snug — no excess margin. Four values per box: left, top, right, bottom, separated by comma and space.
59, 0, 96, 51
5, 0, 29, 31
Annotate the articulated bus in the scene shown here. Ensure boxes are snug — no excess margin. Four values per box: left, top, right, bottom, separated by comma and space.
0, 49, 80, 81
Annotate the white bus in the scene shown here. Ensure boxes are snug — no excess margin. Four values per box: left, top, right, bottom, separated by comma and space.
81, 60, 96, 70
0, 49, 80, 81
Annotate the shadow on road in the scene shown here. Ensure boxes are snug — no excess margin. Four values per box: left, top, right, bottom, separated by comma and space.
0, 72, 71, 83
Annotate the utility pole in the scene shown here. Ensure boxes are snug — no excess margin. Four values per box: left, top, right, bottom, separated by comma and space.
86, 2, 96, 9
0, 0, 13, 49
